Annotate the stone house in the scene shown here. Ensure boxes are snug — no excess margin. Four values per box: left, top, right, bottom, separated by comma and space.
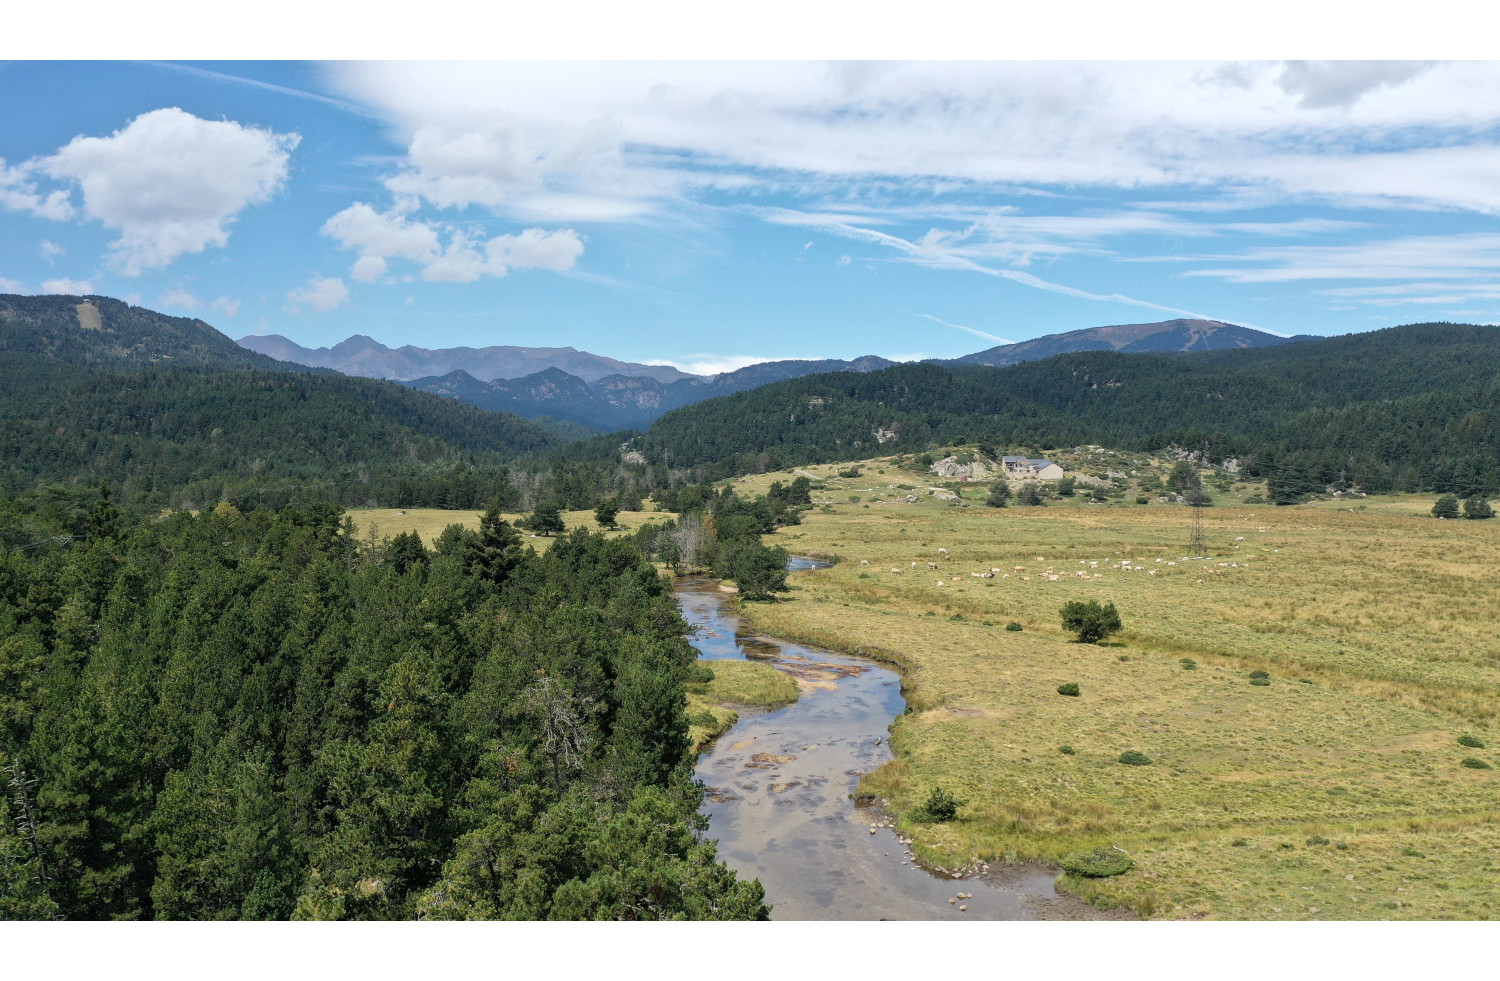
1002, 455, 1066, 481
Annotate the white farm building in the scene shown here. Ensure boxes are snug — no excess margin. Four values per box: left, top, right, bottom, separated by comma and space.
1002, 456, 1066, 481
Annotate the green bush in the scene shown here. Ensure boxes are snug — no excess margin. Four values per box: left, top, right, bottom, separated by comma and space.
1180, 658, 1197, 670
912, 786, 966, 822
1463, 496, 1494, 519
1059, 599, 1122, 643
1249, 670, 1270, 679
1057, 682, 1081, 697
688, 710, 719, 728
1059, 745, 1076, 755
1118, 750, 1152, 766
1460, 757, 1492, 770
1059, 847, 1133, 878
1136, 494, 1150, 505
1401, 846, 1426, 858
1431, 494, 1461, 519
1230, 838, 1248, 847
685, 662, 716, 685
1005, 621, 1023, 631
1458, 734, 1486, 749
1306, 835, 1330, 846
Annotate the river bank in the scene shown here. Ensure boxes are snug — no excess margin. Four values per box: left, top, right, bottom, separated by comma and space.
678, 563, 1115, 920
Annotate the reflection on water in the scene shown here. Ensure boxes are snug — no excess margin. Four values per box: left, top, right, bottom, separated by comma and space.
681, 558, 1063, 920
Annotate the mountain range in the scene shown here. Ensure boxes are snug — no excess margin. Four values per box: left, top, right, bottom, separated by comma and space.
240, 319, 1299, 432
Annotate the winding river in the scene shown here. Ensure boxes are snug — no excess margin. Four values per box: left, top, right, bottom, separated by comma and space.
680, 557, 1073, 920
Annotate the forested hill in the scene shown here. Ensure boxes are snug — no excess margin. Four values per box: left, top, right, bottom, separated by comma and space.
635, 322, 1500, 497
0, 294, 559, 510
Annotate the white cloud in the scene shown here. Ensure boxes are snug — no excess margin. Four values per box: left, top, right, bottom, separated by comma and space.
646, 354, 771, 376
41, 107, 298, 275
40, 240, 64, 261
918, 314, 1012, 345
0, 277, 25, 292
211, 296, 241, 317
158, 287, 200, 310
0, 159, 73, 220
1276, 61, 1436, 110
286, 276, 349, 312
322, 201, 583, 281
327, 61, 1500, 217
42, 277, 94, 295
1185, 233, 1500, 284
837, 254, 851, 266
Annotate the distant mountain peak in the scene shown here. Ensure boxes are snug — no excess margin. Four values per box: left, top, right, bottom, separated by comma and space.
937, 318, 1305, 368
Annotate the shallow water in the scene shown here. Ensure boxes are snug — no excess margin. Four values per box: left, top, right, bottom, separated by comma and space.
681, 558, 1063, 920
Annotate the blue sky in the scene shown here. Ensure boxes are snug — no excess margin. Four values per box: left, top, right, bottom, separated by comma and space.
4, 59, 1500, 373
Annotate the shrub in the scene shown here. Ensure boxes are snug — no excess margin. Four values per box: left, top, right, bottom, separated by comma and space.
1135, 494, 1150, 505
688, 710, 719, 728
1460, 757, 1492, 770
1401, 846, 1426, 858
1057, 682, 1081, 697
1431, 495, 1461, 519
1306, 835, 1331, 846
986, 482, 1011, 508
1118, 750, 1152, 766
1059, 745, 1076, 755
1463, 496, 1495, 520
1005, 621, 1023, 632
685, 662, 715, 685
1180, 658, 1197, 670
912, 786, 966, 822
1059, 599, 1123, 644
1249, 670, 1270, 679
1230, 838, 1248, 847
1458, 734, 1486, 749
1059, 847, 1133, 878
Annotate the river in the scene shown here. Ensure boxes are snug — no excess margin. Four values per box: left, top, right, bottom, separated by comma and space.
679, 557, 1073, 920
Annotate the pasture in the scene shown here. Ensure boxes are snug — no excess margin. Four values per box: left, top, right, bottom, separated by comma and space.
733, 460, 1500, 919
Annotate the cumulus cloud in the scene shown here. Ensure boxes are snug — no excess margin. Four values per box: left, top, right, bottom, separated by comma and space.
0, 277, 26, 293
158, 287, 200, 310
211, 297, 241, 317
321, 201, 583, 282
42, 278, 94, 295
41, 107, 298, 275
40, 240, 64, 261
286, 276, 349, 312
0, 159, 73, 220
1277, 61, 1435, 109
646, 354, 771, 376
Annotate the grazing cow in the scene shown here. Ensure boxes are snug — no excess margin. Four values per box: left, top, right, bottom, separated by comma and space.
911, 562, 917, 569
890, 568, 904, 575
860, 560, 870, 566
938, 548, 948, 555
991, 568, 1003, 573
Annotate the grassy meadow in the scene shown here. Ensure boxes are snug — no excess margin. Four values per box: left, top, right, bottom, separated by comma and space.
685, 660, 801, 752
730, 457, 1500, 920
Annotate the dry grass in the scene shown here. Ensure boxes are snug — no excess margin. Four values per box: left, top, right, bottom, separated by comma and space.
732, 457, 1500, 919
345, 506, 676, 552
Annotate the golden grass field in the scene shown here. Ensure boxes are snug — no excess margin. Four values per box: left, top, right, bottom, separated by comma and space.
731, 458, 1500, 920
345, 506, 674, 552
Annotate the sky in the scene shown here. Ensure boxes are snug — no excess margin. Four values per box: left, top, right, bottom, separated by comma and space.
4, 56, 1500, 373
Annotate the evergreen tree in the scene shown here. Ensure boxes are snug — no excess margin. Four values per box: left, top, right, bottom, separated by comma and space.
1060, 599, 1123, 644
524, 503, 566, 537
1463, 496, 1494, 519
986, 482, 1011, 508
733, 543, 790, 601
466, 505, 524, 587
594, 498, 620, 530
1432, 495, 1461, 519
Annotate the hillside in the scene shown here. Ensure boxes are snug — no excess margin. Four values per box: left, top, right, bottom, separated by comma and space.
939, 318, 1306, 368
635, 322, 1500, 498
404, 354, 898, 431
237, 332, 696, 384
0, 295, 559, 509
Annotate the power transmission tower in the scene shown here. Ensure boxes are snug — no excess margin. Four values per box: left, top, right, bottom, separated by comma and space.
1188, 497, 1206, 558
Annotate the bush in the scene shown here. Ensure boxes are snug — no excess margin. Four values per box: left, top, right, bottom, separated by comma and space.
685, 662, 715, 685
1306, 835, 1331, 846
1401, 846, 1426, 858
1458, 734, 1486, 749
1060, 599, 1122, 644
1460, 757, 1492, 770
1136, 494, 1150, 505
1118, 750, 1152, 766
986, 482, 1011, 508
1005, 621, 1023, 631
1059, 847, 1133, 878
1059, 745, 1076, 755
912, 786, 966, 822
1464, 496, 1495, 519
1180, 658, 1197, 670
1249, 670, 1270, 679
1057, 682, 1081, 697
688, 710, 719, 729
1431, 495, 1461, 519
1230, 838, 1248, 847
